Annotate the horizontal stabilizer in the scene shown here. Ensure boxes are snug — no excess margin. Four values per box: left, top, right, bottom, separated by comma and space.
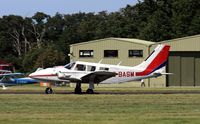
160, 73, 173, 75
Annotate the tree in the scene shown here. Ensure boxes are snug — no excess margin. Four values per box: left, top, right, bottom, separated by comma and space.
46, 13, 65, 42
94, 11, 110, 39
107, 12, 125, 37
34, 46, 65, 68
22, 48, 44, 72
22, 17, 33, 54
188, 9, 200, 35
31, 12, 50, 48
171, 0, 200, 37
0, 18, 14, 57
3, 15, 25, 56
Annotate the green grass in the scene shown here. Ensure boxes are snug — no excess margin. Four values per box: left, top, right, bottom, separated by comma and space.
2, 84, 200, 93
1, 87, 200, 124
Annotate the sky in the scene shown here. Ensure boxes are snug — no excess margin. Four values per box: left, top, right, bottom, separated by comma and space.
0, 0, 138, 17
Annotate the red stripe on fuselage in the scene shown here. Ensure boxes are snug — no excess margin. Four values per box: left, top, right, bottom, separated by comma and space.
29, 74, 57, 78
136, 45, 170, 76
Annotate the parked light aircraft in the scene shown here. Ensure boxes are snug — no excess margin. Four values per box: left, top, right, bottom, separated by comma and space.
0, 69, 11, 74
29, 44, 170, 94
0, 73, 39, 90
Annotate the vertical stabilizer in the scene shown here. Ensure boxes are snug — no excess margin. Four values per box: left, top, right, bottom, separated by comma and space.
135, 44, 170, 76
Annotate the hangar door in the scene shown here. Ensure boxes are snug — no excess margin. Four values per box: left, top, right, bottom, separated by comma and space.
167, 52, 200, 86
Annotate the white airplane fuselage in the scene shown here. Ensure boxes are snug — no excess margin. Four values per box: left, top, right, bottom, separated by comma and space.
29, 62, 160, 84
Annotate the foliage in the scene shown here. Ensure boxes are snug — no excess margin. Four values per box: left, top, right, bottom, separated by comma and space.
22, 48, 44, 72
22, 46, 65, 72
0, 0, 200, 72
34, 46, 65, 69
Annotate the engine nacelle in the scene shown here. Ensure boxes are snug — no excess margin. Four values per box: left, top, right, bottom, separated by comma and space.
57, 72, 71, 80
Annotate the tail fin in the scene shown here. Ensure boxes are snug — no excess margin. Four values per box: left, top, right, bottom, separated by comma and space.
135, 44, 170, 76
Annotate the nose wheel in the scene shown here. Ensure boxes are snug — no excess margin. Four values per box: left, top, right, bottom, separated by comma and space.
45, 87, 53, 94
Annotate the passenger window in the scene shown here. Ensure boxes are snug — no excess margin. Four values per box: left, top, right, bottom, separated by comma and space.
99, 67, 109, 71
87, 65, 96, 71
75, 64, 86, 71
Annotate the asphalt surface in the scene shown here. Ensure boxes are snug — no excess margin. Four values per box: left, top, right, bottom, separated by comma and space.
1, 90, 200, 94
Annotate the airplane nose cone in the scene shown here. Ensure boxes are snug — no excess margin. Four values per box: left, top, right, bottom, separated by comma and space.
29, 71, 39, 78
28, 73, 35, 78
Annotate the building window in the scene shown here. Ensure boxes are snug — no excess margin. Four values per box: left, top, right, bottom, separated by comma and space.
104, 50, 118, 57
129, 50, 143, 57
79, 50, 93, 57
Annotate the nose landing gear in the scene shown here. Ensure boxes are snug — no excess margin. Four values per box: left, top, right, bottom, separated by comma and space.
45, 87, 53, 94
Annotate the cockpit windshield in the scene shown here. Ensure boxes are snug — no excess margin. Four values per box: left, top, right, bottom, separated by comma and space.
64, 62, 75, 70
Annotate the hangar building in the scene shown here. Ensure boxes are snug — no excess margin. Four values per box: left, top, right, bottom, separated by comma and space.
70, 35, 200, 87
151, 34, 200, 87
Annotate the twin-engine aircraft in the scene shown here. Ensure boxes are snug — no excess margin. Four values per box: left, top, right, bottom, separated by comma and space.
29, 44, 171, 94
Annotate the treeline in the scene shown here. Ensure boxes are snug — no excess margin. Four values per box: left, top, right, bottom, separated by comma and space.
0, 0, 200, 72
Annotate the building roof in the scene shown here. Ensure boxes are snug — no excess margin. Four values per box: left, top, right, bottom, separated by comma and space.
0, 60, 12, 65
70, 37, 155, 47
159, 34, 200, 43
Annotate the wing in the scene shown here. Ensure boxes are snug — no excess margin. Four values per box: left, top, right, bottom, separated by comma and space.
81, 71, 117, 84
0, 73, 23, 76
32, 77, 70, 84
54, 71, 117, 83
0, 70, 11, 73
0, 75, 14, 84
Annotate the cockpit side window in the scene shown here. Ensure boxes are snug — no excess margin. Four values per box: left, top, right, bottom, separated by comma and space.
65, 62, 75, 70
87, 65, 96, 72
75, 64, 86, 71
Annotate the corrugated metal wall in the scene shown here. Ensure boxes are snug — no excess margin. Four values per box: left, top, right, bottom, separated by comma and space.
70, 38, 150, 66
151, 35, 200, 87
167, 52, 200, 86
161, 35, 200, 51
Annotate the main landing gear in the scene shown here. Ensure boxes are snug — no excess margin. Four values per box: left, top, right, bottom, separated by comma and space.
86, 80, 94, 94
86, 89, 94, 94
74, 81, 95, 94
86, 75, 95, 94
44, 81, 95, 94
75, 82, 82, 94
45, 87, 53, 94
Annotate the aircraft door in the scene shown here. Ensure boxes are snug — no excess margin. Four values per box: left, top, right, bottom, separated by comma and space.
74, 64, 87, 78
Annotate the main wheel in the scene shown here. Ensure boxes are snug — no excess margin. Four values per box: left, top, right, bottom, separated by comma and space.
74, 87, 82, 94
86, 89, 94, 94
45, 87, 53, 94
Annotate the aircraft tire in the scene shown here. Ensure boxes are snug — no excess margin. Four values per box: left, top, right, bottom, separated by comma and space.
45, 87, 53, 94
86, 89, 94, 94
75, 88, 82, 94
